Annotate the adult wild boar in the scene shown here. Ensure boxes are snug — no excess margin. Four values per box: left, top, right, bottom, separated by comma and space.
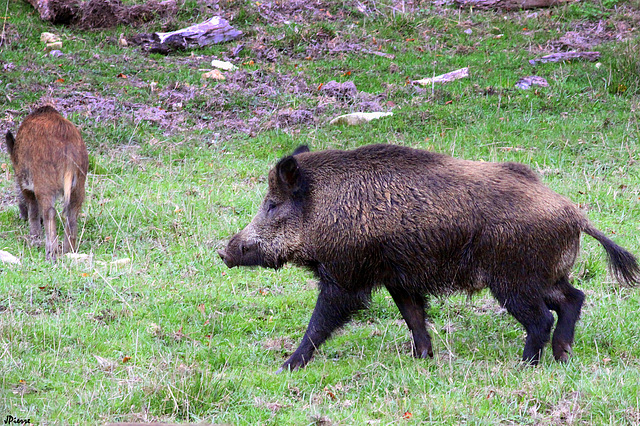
218, 144, 639, 371
5, 105, 89, 261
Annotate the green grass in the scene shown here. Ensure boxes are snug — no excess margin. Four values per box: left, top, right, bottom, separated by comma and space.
1, 0, 640, 424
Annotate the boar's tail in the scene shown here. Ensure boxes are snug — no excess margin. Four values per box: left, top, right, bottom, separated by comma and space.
5, 131, 15, 155
584, 223, 640, 287
63, 169, 74, 209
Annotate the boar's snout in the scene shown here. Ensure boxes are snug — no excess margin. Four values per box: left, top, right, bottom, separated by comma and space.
217, 248, 235, 268
218, 234, 263, 268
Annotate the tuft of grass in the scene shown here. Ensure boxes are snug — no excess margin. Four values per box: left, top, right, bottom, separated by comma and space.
1, 0, 639, 424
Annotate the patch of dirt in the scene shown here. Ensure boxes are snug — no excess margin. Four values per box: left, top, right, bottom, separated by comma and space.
547, 391, 583, 425
320, 80, 358, 99
253, 0, 358, 25
270, 108, 315, 128
550, 19, 635, 50
261, 336, 296, 351
65, 0, 178, 29
0, 24, 20, 49
0, 188, 19, 213
254, 397, 288, 413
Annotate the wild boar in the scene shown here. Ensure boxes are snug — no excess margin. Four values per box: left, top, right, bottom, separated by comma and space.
218, 144, 639, 371
5, 105, 89, 261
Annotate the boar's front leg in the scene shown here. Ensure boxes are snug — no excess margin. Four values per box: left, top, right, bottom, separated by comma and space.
386, 286, 433, 359
279, 277, 372, 372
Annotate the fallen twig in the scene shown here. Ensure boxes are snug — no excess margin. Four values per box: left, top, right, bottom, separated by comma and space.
529, 51, 600, 65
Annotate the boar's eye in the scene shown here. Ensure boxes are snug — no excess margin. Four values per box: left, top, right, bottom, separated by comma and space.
265, 200, 278, 213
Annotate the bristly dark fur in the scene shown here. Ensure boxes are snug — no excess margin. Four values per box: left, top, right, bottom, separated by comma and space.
5, 106, 89, 261
219, 144, 639, 371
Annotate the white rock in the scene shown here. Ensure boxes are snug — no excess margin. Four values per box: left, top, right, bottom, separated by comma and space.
111, 258, 131, 266
211, 60, 237, 71
40, 32, 60, 43
0, 250, 20, 264
329, 112, 393, 126
65, 253, 93, 262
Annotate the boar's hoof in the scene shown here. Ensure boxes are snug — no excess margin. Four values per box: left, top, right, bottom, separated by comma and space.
278, 354, 310, 373
552, 343, 573, 363
415, 348, 434, 359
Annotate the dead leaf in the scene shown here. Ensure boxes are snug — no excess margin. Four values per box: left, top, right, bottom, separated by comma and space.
201, 69, 225, 80
94, 355, 116, 372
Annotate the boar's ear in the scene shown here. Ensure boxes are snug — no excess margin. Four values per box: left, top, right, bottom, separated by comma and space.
5, 131, 15, 155
291, 145, 310, 156
276, 155, 303, 195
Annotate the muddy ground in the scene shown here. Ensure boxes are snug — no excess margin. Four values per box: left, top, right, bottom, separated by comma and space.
2, 0, 639, 144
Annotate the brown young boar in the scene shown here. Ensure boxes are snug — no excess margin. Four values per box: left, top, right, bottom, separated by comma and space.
5, 105, 89, 260
218, 144, 639, 371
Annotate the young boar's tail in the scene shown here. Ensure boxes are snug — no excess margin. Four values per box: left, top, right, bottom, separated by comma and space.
584, 223, 640, 287
63, 169, 74, 210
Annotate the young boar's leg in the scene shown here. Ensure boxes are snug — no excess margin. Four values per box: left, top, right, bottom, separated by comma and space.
279, 280, 372, 372
386, 287, 433, 358
492, 285, 554, 365
23, 190, 42, 242
17, 191, 29, 221
63, 188, 84, 253
39, 195, 59, 261
544, 277, 585, 362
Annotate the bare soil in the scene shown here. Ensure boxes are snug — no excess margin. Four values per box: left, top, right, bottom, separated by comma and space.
8, 1, 639, 143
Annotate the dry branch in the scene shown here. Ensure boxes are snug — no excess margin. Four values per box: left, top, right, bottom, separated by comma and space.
413, 67, 469, 86
529, 51, 601, 65
131, 16, 242, 54
454, 0, 575, 10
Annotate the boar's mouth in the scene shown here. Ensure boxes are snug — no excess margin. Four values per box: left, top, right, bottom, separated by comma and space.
217, 240, 282, 269
217, 249, 237, 268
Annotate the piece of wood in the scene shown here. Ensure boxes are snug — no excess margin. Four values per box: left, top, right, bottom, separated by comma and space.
454, 0, 575, 10
413, 67, 469, 86
361, 49, 396, 60
131, 16, 242, 54
515, 76, 549, 89
529, 51, 601, 65
155, 16, 242, 46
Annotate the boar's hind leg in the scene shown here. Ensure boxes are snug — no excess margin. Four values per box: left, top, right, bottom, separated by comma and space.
17, 191, 29, 221
279, 281, 372, 372
491, 285, 554, 365
63, 188, 84, 253
39, 195, 59, 261
544, 277, 585, 362
386, 287, 433, 358
23, 190, 42, 242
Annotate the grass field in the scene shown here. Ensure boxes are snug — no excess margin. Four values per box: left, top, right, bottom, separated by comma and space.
1, 0, 640, 424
